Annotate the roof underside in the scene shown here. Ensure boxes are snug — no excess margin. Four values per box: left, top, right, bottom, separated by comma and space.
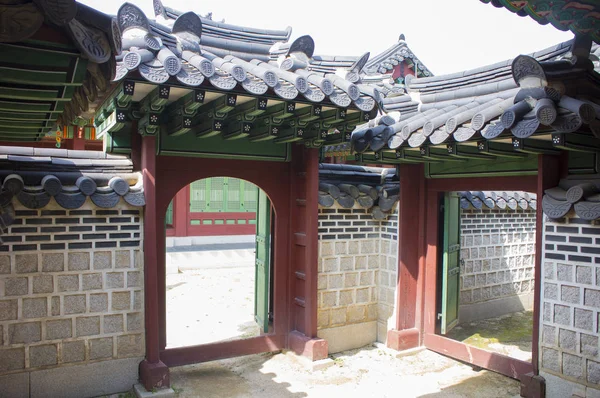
481, 0, 600, 44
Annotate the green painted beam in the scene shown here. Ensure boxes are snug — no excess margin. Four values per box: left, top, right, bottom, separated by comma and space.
512, 137, 562, 155
0, 44, 79, 68
552, 132, 600, 153
0, 100, 61, 113
0, 111, 55, 121
0, 86, 75, 102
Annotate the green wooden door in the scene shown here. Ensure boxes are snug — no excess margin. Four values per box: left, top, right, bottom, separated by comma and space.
254, 190, 271, 332
441, 192, 461, 335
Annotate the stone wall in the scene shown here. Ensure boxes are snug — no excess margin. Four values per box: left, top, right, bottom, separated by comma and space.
540, 217, 600, 398
458, 207, 536, 322
0, 199, 144, 398
316, 204, 398, 353
377, 212, 399, 344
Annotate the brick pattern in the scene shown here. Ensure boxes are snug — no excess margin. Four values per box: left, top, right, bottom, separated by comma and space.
0, 200, 144, 374
541, 217, 600, 387
459, 208, 536, 305
317, 205, 398, 342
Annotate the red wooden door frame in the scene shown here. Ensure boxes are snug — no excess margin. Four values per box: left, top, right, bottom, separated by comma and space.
139, 143, 325, 390
391, 160, 561, 385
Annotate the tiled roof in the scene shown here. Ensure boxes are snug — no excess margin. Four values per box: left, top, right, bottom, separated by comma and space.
543, 179, 600, 221
363, 34, 432, 77
0, 146, 144, 211
318, 163, 398, 219
350, 38, 600, 153
460, 191, 537, 211
112, 1, 378, 111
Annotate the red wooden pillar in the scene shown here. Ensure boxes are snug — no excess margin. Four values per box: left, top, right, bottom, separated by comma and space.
139, 135, 170, 390
521, 155, 562, 397
287, 145, 327, 360
387, 163, 425, 351
71, 126, 86, 150
173, 185, 189, 237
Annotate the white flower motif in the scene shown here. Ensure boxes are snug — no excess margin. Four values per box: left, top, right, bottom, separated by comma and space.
228, 97, 236, 105
117, 113, 125, 121
478, 142, 485, 150
297, 130, 303, 136
314, 108, 321, 115
184, 118, 192, 127
271, 127, 278, 135
340, 111, 346, 118
244, 124, 251, 132
160, 88, 169, 97
150, 115, 158, 123
215, 122, 222, 130
196, 93, 204, 101
447, 146, 453, 153
259, 100, 267, 108
288, 104, 295, 112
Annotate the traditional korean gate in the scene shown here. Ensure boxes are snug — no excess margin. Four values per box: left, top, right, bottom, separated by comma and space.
439, 192, 460, 334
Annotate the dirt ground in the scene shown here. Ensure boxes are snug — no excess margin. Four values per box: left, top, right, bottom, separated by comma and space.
163, 256, 522, 397
169, 347, 521, 398
166, 266, 259, 348
446, 311, 533, 362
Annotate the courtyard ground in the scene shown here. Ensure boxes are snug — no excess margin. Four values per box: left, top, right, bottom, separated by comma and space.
157, 249, 523, 397
446, 311, 533, 362
167, 347, 521, 398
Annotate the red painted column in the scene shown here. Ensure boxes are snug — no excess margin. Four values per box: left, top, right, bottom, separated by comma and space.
287, 146, 327, 361
387, 163, 424, 351
533, 155, 561, 373
173, 185, 188, 237
304, 147, 319, 338
139, 135, 170, 390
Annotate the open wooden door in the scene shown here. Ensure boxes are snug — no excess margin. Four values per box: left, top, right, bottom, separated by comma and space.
254, 189, 271, 333
440, 192, 461, 334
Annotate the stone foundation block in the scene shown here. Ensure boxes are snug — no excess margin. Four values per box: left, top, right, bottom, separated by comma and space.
42, 253, 64, 272
318, 321, 376, 354
22, 297, 47, 319
0, 299, 17, 321
90, 337, 113, 360
9, 322, 41, 344
76, 316, 100, 337
68, 252, 90, 271
45, 319, 72, 340
29, 344, 57, 368
32, 275, 53, 294
31, 356, 143, 398
62, 340, 85, 363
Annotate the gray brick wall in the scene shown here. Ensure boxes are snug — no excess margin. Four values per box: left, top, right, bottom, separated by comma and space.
0, 199, 144, 375
541, 216, 600, 389
317, 204, 398, 343
460, 208, 536, 306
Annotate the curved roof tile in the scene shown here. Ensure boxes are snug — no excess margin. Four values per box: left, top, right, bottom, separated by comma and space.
351, 38, 600, 153
113, 2, 377, 110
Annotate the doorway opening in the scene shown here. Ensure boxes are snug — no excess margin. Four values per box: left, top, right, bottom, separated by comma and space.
164, 177, 274, 349
436, 190, 537, 363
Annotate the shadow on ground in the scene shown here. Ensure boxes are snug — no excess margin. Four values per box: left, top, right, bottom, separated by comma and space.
170, 352, 306, 398
168, 346, 520, 398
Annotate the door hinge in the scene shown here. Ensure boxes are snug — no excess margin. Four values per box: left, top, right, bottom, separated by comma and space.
437, 313, 443, 320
